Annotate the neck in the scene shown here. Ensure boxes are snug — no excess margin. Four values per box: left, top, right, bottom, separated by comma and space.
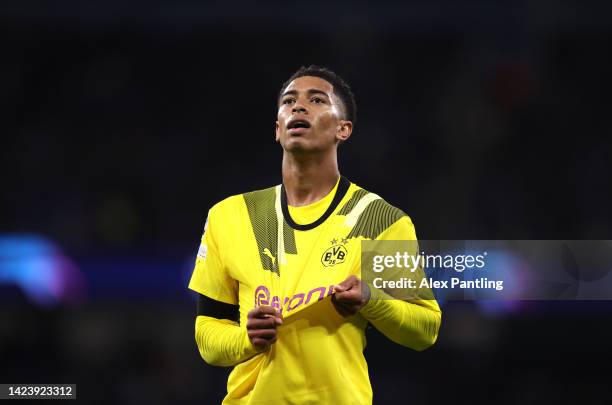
282, 149, 340, 206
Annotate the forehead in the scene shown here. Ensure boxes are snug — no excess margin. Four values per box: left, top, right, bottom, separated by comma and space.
283, 75, 334, 96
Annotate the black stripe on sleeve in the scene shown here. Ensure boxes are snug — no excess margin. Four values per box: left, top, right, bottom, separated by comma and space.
197, 294, 240, 324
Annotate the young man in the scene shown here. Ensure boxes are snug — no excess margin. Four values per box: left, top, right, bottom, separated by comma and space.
188, 65, 441, 404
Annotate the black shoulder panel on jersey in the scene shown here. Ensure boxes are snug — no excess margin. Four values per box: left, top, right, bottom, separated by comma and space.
243, 187, 298, 275
283, 219, 297, 254
346, 199, 406, 240
337, 188, 370, 215
243, 187, 280, 275
197, 294, 240, 324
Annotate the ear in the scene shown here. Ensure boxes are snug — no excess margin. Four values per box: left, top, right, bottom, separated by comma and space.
275, 121, 280, 142
336, 120, 353, 143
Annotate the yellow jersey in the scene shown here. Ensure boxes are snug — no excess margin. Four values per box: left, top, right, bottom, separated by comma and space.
188, 176, 439, 404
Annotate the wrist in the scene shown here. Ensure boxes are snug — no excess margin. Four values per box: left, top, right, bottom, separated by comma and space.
361, 280, 371, 306
359, 286, 387, 316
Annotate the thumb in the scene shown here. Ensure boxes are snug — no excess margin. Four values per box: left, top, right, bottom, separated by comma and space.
333, 283, 347, 293
333, 276, 355, 293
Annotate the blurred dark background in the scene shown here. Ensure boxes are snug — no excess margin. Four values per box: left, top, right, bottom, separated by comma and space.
1, 0, 611, 403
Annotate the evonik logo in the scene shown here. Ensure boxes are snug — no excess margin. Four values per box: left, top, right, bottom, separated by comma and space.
254, 285, 334, 314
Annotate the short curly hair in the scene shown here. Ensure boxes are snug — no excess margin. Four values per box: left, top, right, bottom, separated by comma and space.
279, 65, 357, 124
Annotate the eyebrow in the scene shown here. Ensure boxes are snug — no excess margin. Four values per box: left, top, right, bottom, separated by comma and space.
281, 88, 330, 99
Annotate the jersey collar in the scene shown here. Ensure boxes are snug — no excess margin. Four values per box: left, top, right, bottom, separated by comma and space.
281, 176, 351, 231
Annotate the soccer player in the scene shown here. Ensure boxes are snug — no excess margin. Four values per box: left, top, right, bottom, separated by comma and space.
188, 65, 441, 404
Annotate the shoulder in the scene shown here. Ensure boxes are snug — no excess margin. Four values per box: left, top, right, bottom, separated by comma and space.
341, 183, 412, 240
242, 185, 278, 207
208, 185, 278, 219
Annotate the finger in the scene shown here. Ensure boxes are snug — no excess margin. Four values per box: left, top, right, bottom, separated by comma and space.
247, 316, 278, 330
338, 300, 359, 315
334, 275, 359, 293
332, 278, 351, 293
332, 300, 356, 317
332, 292, 360, 314
260, 313, 283, 326
334, 289, 361, 303
271, 310, 284, 325
251, 336, 276, 349
250, 305, 280, 318
248, 329, 277, 340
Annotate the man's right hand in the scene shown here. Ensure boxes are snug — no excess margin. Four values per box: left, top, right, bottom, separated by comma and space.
246, 305, 283, 351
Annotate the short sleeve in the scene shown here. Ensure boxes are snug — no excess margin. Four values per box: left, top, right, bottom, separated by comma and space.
188, 205, 239, 305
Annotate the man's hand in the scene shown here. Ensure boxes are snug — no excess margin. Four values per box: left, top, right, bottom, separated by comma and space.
246, 305, 283, 351
331, 275, 371, 317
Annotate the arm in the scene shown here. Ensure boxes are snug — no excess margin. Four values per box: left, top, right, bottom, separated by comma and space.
332, 216, 441, 351
194, 295, 257, 367
332, 276, 441, 351
194, 295, 284, 367
195, 317, 255, 366
189, 206, 255, 367
363, 216, 441, 350
360, 289, 441, 351
189, 206, 283, 367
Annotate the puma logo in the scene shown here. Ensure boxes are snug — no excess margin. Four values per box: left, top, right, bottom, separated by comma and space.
263, 248, 276, 265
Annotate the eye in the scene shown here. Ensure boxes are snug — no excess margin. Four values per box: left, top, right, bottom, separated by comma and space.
282, 98, 295, 105
311, 97, 324, 104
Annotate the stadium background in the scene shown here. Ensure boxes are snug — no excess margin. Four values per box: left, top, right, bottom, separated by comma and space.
1, 0, 611, 403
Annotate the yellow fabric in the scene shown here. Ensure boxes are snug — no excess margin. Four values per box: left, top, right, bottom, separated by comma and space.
195, 316, 258, 367
286, 176, 339, 225
359, 218, 442, 351
188, 180, 441, 405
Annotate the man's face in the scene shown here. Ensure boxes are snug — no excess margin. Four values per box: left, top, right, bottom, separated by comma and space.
276, 76, 352, 154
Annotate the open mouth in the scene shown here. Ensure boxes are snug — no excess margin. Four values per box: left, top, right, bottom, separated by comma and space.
287, 119, 311, 133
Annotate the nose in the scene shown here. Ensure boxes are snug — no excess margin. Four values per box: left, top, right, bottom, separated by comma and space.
292, 100, 307, 114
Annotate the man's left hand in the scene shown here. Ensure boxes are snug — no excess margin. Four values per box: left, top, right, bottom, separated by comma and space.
331, 275, 371, 317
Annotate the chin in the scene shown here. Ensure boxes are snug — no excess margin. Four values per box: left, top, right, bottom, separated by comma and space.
283, 138, 313, 153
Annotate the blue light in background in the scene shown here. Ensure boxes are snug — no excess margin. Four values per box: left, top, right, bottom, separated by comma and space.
0, 234, 86, 308
424, 248, 528, 316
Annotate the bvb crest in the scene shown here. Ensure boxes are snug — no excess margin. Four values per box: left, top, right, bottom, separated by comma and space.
321, 238, 348, 267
